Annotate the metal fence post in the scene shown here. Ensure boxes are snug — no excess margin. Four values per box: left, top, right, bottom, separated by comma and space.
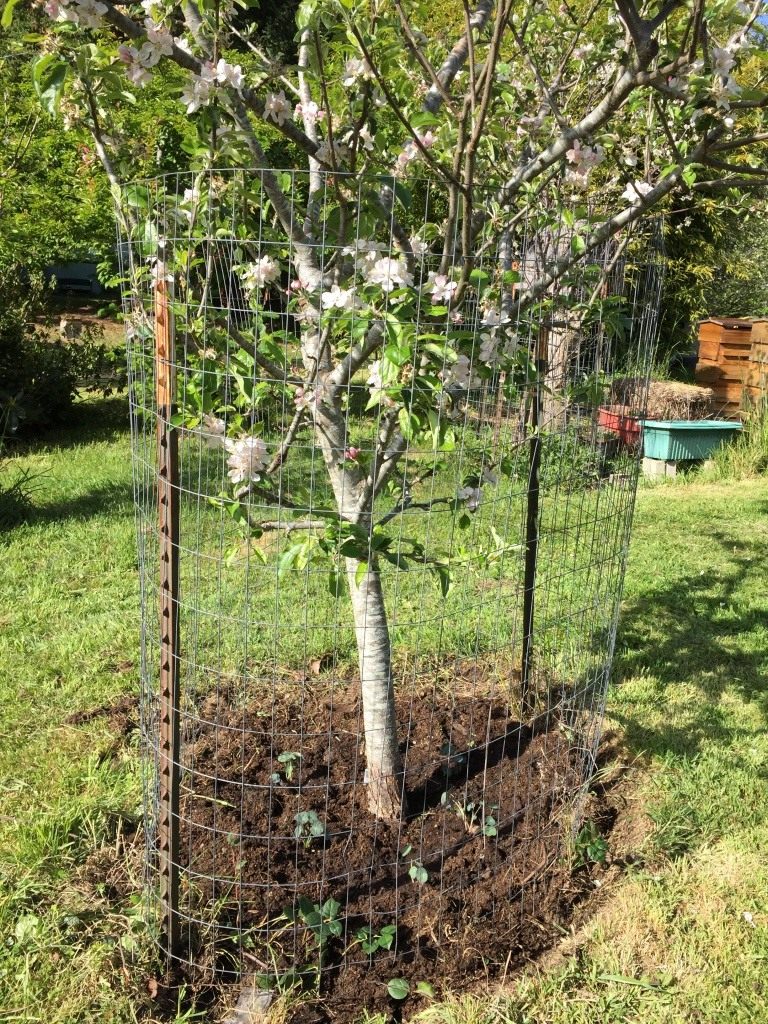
154, 274, 181, 958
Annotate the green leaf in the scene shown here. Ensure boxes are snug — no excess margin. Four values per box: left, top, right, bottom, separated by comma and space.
398, 407, 419, 441
32, 54, 68, 116
415, 981, 436, 998
328, 567, 344, 598
409, 863, 428, 885
387, 978, 410, 1000
430, 562, 451, 597
1, 0, 22, 29
321, 898, 341, 919
354, 560, 369, 587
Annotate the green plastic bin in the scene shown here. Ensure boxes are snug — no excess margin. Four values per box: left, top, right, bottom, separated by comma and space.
641, 419, 742, 460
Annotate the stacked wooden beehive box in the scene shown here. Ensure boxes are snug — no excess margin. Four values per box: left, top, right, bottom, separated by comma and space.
695, 317, 765, 419
747, 320, 768, 402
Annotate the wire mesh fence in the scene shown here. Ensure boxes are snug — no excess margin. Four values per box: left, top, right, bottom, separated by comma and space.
119, 168, 662, 996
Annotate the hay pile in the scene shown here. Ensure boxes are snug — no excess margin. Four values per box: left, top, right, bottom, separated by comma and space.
610, 378, 715, 420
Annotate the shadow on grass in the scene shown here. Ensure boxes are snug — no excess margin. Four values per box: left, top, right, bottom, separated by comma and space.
25, 481, 135, 525
7, 395, 131, 455
1, 396, 134, 531
612, 525, 768, 760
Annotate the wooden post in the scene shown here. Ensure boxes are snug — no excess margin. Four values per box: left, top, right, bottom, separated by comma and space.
520, 325, 548, 720
154, 274, 181, 958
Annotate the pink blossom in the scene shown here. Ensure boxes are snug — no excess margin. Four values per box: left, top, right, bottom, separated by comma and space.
295, 101, 325, 124
427, 272, 457, 304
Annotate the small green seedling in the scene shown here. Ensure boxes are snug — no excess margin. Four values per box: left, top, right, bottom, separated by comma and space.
275, 896, 342, 986
400, 844, 429, 884
452, 799, 497, 837
574, 820, 607, 866
355, 923, 396, 955
386, 978, 435, 1001
387, 977, 410, 1000
294, 810, 326, 848
409, 862, 428, 884
277, 751, 302, 781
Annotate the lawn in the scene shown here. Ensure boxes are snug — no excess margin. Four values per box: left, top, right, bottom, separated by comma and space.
0, 398, 766, 1023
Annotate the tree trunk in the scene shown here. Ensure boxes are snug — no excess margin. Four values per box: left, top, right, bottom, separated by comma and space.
308, 403, 404, 821
345, 555, 404, 819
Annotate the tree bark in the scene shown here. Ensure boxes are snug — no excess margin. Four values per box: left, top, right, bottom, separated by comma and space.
345, 556, 404, 819
309, 404, 404, 820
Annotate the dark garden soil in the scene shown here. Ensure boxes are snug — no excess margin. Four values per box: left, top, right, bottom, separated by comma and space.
67, 683, 639, 1023
173, 683, 618, 1021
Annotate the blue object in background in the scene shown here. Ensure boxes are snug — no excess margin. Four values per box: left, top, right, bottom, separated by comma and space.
641, 419, 742, 460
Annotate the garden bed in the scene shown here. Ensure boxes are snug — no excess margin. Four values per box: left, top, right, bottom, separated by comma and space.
171, 683, 615, 1018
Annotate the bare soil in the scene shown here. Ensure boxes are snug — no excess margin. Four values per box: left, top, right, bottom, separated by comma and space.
174, 684, 617, 1020
70, 688, 638, 1023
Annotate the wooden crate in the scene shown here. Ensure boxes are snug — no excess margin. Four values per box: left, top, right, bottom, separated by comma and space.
746, 320, 768, 397
696, 318, 756, 420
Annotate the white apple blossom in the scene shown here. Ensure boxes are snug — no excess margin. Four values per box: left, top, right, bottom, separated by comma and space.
294, 101, 325, 124
321, 285, 358, 311
61, 0, 107, 27
225, 436, 269, 486
481, 307, 511, 328
180, 64, 216, 113
118, 45, 155, 87
356, 125, 375, 152
342, 57, 373, 88
621, 180, 653, 203
396, 131, 436, 171
565, 140, 605, 185
442, 354, 479, 390
426, 272, 457, 304
711, 46, 736, 78
314, 138, 351, 166
264, 91, 291, 125
44, 0, 67, 19
367, 360, 383, 391
216, 59, 244, 92
713, 75, 742, 110
366, 256, 414, 292
342, 239, 386, 275
201, 414, 226, 448
409, 237, 428, 259
145, 18, 174, 56
80, 0, 108, 26
240, 256, 280, 291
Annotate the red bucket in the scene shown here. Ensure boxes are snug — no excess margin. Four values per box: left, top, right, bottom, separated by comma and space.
597, 405, 641, 446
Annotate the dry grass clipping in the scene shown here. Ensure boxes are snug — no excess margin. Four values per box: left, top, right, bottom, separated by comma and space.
610, 379, 715, 420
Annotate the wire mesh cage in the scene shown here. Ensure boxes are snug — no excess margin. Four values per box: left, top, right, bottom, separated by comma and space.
119, 168, 662, 999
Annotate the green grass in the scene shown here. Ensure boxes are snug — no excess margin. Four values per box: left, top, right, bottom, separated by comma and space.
0, 399, 767, 1022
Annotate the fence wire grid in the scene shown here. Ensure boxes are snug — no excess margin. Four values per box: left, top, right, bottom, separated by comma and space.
119, 168, 663, 991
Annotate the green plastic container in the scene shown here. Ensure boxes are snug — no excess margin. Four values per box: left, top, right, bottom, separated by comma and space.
641, 419, 742, 460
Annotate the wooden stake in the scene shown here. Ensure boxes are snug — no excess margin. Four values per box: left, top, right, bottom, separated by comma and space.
154, 274, 181, 958
520, 326, 548, 720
